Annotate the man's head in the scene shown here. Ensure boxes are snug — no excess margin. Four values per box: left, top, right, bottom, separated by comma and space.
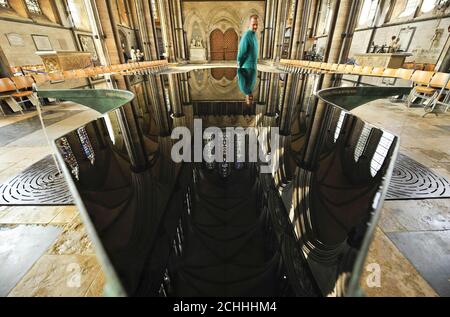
249, 15, 258, 32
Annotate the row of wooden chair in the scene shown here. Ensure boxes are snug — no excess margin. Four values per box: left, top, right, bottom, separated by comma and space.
33, 60, 169, 84
402, 62, 436, 71
0, 75, 36, 114
11, 64, 46, 76
279, 59, 450, 114
0, 59, 169, 115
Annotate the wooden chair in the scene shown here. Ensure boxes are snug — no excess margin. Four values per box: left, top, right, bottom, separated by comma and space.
350, 66, 363, 75
406, 70, 435, 107
330, 63, 339, 72
0, 78, 18, 114
361, 66, 374, 76
423, 64, 436, 72
63, 70, 78, 80
0, 76, 35, 113
406, 72, 450, 114
11, 76, 37, 108
370, 67, 385, 77
382, 68, 397, 78
344, 64, 355, 74
395, 68, 414, 80
32, 73, 50, 84
48, 72, 65, 82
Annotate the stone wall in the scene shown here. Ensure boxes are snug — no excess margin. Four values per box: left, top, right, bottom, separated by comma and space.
0, 19, 76, 66
0, 0, 93, 67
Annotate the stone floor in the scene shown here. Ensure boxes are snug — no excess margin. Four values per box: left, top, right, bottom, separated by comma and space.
0, 102, 104, 297
0, 95, 448, 297
354, 100, 450, 297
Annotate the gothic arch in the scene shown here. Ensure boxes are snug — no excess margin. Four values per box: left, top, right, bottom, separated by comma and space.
206, 7, 241, 33
184, 10, 207, 51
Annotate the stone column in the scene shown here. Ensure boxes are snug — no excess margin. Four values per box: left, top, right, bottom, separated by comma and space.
148, 74, 171, 136
157, 0, 176, 62
262, 0, 274, 59
179, 72, 191, 104
273, 0, 290, 62
142, 0, 159, 60
171, 0, 187, 61
168, 74, 184, 117
258, 71, 269, 104
127, 0, 143, 52
97, 0, 148, 170
290, 0, 315, 60
130, 0, 150, 60
263, 0, 280, 59
321, 0, 354, 89
0, 46, 12, 77
279, 73, 301, 135
289, 0, 305, 59
266, 73, 279, 115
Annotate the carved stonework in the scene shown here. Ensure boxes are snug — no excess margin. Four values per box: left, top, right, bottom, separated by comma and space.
42, 56, 60, 72
189, 47, 207, 62
37, 51, 93, 72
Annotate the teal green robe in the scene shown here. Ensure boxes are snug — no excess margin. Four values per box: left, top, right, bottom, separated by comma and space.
238, 68, 256, 96
237, 30, 258, 70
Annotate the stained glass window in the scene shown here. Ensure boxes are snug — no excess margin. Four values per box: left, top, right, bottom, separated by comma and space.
25, 0, 42, 14
399, 0, 419, 18
420, 0, 442, 13
358, 0, 379, 26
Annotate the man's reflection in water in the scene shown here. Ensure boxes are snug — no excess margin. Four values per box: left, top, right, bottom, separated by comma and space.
238, 67, 257, 105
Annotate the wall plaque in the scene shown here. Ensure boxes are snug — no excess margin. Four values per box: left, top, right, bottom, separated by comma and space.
6, 33, 25, 47
32, 34, 53, 51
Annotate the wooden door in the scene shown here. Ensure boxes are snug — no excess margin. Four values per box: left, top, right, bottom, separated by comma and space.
224, 29, 238, 60
210, 29, 224, 61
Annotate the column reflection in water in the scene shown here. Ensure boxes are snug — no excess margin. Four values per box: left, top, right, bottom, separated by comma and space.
53, 68, 399, 297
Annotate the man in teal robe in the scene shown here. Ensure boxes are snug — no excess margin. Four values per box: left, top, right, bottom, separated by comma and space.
237, 15, 259, 104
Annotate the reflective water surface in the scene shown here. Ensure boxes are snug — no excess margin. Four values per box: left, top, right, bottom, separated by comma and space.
51, 67, 398, 297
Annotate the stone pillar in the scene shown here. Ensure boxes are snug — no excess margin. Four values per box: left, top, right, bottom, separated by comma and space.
127, 0, 143, 52
129, 0, 149, 60
321, 0, 354, 89
290, 0, 315, 60
157, 0, 176, 62
171, 0, 187, 61
97, 0, 148, 170
273, 0, 290, 62
168, 74, 184, 117
266, 73, 279, 115
179, 72, 191, 104
437, 37, 450, 72
279, 73, 301, 135
289, 0, 305, 59
263, 0, 280, 60
308, 0, 319, 40
262, 0, 274, 59
148, 74, 171, 136
142, 0, 160, 60
258, 71, 269, 104
0, 46, 12, 77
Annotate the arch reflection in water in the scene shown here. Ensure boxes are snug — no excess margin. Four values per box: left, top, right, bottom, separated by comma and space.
51, 68, 398, 297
